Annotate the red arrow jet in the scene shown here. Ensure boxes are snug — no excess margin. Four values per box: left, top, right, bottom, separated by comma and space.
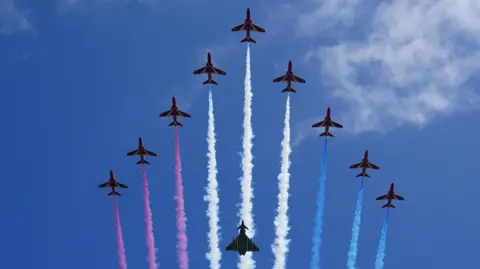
231, 8, 265, 43
349, 150, 380, 178
159, 96, 191, 127
127, 137, 158, 165
273, 61, 306, 93
376, 182, 405, 208
98, 170, 128, 196
193, 52, 226, 85
312, 107, 343, 137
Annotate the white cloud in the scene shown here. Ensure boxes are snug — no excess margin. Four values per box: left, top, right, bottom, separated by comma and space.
0, 0, 32, 35
295, 0, 480, 136
296, 0, 362, 38
58, 0, 159, 12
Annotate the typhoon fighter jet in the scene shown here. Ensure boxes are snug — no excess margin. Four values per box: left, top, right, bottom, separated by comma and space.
98, 170, 128, 196
312, 107, 343, 137
273, 61, 306, 93
231, 8, 265, 43
349, 150, 380, 178
376, 182, 405, 208
225, 221, 260, 255
159, 96, 191, 127
127, 137, 157, 165
193, 52, 226, 85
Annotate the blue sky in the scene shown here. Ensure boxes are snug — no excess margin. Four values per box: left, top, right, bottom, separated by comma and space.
2, 0, 480, 268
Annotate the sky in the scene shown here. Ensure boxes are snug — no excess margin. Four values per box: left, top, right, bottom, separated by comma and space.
1, 0, 480, 268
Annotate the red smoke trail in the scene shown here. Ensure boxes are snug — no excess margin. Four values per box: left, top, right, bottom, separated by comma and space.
113, 197, 128, 269
141, 165, 158, 269
174, 127, 189, 269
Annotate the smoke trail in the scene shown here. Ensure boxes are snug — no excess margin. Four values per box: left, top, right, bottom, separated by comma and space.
174, 127, 189, 269
375, 209, 390, 269
310, 138, 328, 269
347, 179, 364, 269
204, 89, 221, 269
113, 197, 128, 269
141, 165, 158, 269
238, 44, 255, 269
272, 95, 292, 269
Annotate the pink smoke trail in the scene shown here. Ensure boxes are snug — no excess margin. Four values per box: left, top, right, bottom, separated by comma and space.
141, 165, 158, 269
174, 127, 189, 269
113, 197, 128, 269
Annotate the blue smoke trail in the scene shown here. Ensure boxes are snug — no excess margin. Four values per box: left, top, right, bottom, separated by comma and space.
375, 208, 390, 269
347, 179, 364, 269
310, 138, 328, 269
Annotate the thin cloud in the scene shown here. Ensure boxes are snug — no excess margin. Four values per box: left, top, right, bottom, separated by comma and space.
295, 0, 480, 138
0, 0, 32, 35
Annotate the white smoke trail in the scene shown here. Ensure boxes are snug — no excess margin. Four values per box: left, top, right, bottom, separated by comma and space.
238, 44, 255, 269
204, 89, 221, 269
272, 95, 292, 269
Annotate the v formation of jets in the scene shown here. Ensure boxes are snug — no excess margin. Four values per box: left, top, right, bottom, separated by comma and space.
98, 7, 404, 257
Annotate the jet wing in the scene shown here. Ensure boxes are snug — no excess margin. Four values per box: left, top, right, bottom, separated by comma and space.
312, 120, 326, 128
193, 66, 208, 74
117, 183, 128, 189
273, 74, 288, 82
98, 182, 110, 188
375, 194, 389, 200
292, 74, 306, 83
331, 120, 343, 128
393, 194, 405, 200
127, 149, 139, 156
225, 238, 238, 251
177, 110, 191, 118
144, 149, 158, 156
349, 162, 363, 169
159, 109, 173, 117
247, 238, 260, 252
251, 23, 265, 32
366, 162, 380, 169
232, 23, 247, 32
212, 67, 226, 75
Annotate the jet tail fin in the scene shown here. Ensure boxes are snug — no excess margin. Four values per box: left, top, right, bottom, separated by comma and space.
108, 191, 121, 196
136, 159, 150, 165
241, 36, 256, 43
281, 87, 296, 93
356, 172, 370, 178
169, 121, 183, 127
203, 78, 218, 85
319, 131, 334, 137
382, 203, 394, 208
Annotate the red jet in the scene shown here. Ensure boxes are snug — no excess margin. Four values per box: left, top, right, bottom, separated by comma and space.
159, 96, 191, 127
193, 52, 226, 85
231, 8, 265, 43
349, 150, 380, 178
127, 137, 158, 165
376, 182, 405, 208
273, 61, 306, 93
98, 170, 128, 196
312, 107, 343, 137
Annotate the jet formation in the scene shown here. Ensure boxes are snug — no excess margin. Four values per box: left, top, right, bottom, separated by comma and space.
225, 220, 260, 255
98, 170, 128, 196
98, 7, 407, 261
